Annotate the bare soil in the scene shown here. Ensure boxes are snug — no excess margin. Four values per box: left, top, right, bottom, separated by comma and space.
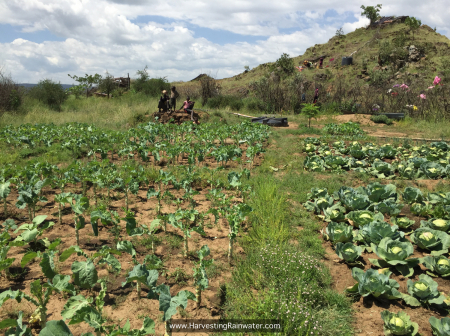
0, 178, 247, 335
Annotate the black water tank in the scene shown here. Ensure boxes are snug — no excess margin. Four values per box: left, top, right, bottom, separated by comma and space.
341, 57, 353, 66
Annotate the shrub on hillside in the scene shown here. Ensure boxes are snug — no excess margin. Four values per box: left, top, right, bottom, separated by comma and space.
133, 66, 170, 97
28, 79, 67, 110
0, 70, 23, 112
244, 98, 270, 112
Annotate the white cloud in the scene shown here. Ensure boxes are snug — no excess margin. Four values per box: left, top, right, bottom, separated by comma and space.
0, 0, 449, 83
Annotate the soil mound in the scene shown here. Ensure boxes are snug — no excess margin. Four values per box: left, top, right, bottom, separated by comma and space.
153, 110, 201, 124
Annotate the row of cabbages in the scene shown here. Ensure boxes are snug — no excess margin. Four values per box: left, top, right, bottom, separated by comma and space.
303, 138, 450, 179
303, 182, 450, 335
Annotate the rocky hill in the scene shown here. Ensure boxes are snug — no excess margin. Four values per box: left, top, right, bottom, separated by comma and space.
179, 19, 450, 97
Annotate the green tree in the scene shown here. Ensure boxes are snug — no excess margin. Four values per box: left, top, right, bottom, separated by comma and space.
97, 71, 117, 99
302, 103, 320, 128
67, 73, 102, 98
361, 4, 382, 25
274, 53, 294, 75
336, 27, 345, 38
405, 17, 422, 40
133, 66, 170, 97
28, 79, 67, 110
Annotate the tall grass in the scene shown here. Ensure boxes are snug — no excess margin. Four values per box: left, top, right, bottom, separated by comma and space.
0, 93, 159, 129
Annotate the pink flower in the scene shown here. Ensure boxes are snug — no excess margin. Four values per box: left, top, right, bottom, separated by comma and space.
419, 94, 427, 99
428, 86, 434, 89
433, 76, 441, 86
400, 84, 409, 90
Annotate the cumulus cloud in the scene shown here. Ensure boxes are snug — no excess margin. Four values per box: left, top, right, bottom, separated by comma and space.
0, 0, 449, 83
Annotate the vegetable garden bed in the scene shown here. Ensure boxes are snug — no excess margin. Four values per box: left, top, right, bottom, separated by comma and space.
303, 182, 450, 335
303, 137, 450, 180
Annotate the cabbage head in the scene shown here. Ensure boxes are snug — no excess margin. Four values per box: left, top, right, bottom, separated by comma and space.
335, 242, 363, 265
345, 210, 384, 228
421, 255, 450, 277
324, 222, 353, 244
429, 316, 450, 336
370, 237, 419, 277
405, 274, 446, 306
381, 310, 418, 336
410, 228, 450, 256
391, 216, 415, 229
420, 219, 450, 232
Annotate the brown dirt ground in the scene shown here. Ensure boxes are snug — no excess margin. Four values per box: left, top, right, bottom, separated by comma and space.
0, 177, 249, 335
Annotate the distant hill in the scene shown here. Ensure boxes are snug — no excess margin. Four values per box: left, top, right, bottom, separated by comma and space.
18, 83, 75, 90
176, 19, 450, 95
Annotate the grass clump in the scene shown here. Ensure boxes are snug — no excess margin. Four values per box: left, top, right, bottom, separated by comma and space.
370, 114, 394, 125
224, 244, 352, 335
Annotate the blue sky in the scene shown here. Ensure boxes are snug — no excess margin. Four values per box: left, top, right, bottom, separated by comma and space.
0, 0, 448, 83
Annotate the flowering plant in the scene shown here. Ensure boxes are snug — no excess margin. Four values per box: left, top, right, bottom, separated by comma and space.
419, 94, 426, 99
400, 84, 409, 90
433, 76, 441, 86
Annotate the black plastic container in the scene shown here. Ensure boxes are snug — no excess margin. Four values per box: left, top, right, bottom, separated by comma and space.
381, 113, 405, 120
341, 57, 353, 66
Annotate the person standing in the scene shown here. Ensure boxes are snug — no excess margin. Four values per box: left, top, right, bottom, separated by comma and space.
169, 86, 179, 112
313, 88, 319, 104
158, 90, 169, 112
319, 57, 324, 69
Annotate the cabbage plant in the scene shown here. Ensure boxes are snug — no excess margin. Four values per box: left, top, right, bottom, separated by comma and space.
410, 202, 433, 217
303, 143, 316, 153
391, 217, 415, 229
429, 316, 450, 336
404, 274, 447, 307
375, 199, 405, 217
369, 160, 394, 179
427, 192, 450, 206
340, 191, 371, 211
321, 204, 346, 222
421, 255, 450, 277
397, 163, 419, 180
306, 188, 328, 200
303, 195, 334, 215
363, 182, 397, 202
369, 238, 419, 277
420, 219, 450, 232
346, 267, 402, 300
323, 222, 354, 244
345, 210, 384, 228
335, 242, 363, 266
420, 162, 444, 179
360, 221, 404, 246
380, 310, 418, 336
410, 228, 450, 256
401, 187, 424, 205
304, 156, 325, 172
